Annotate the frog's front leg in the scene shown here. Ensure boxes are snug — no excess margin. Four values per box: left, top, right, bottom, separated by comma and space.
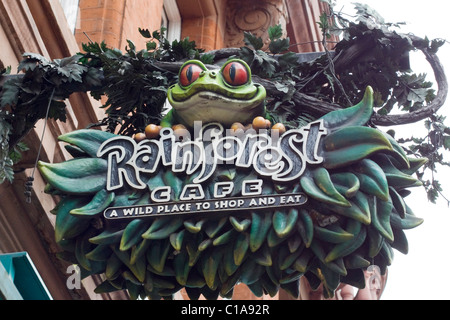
158, 109, 191, 142
160, 109, 176, 128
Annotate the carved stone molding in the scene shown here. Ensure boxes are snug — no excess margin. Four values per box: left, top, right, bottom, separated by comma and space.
224, 0, 287, 49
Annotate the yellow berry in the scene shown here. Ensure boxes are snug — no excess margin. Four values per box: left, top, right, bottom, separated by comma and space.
134, 132, 146, 142
230, 122, 245, 132
172, 124, 187, 131
272, 123, 286, 135
252, 116, 270, 130
145, 124, 162, 139
172, 124, 189, 141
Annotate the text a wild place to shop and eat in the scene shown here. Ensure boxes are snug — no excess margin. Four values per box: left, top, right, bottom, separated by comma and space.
100, 120, 327, 220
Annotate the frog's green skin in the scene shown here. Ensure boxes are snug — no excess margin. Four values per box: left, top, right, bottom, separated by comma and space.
163, 59, 267, 128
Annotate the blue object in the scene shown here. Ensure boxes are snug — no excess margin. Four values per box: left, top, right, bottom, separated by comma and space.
0, 252, 52, 300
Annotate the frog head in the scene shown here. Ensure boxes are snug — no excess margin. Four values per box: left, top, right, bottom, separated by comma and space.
167, 59, 266, 128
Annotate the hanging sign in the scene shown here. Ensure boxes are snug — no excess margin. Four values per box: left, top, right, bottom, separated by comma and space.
38, 59, 426, 301
98, 120, 325, 220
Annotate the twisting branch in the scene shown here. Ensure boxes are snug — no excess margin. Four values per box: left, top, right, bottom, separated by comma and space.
251, 76, 341, 116
372, 35, 448, 126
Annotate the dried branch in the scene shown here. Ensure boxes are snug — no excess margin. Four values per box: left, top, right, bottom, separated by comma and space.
372, 36, 448, 126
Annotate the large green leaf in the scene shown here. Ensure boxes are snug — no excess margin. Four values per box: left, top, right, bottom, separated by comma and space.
55, 196, 92, 242
70, 189, 115, 217
38, 158, 108, 194
320, 86, 374, 132
322, 126, 393, 169
58, 129, 116, 157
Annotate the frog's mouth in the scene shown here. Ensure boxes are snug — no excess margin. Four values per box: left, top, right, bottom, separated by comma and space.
169, 84, 266, 110
175, 91, 263, 111
167, 84, 267, 126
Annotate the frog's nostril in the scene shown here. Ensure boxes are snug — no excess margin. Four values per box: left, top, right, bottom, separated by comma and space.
209, 71, 217, 78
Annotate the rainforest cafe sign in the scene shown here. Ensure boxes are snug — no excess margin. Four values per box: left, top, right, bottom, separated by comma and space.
39, 85, 422, 299
100, 120, 326, 220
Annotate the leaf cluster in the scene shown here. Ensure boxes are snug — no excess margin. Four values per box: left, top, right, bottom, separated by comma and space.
340, 6, 448, 205
0, 106, 28, 184
306, 3, 428, 108
397, 115, 450, 204
237, 25, 304, 127
294, 2, 449, 204
0, 52, 104, 141
0, 52, 103, 182
80, 27, 214, 136
239, 24, 293, 78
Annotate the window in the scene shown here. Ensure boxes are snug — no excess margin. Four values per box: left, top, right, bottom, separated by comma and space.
161, 0, 182, 114
162, 0, 181, 42
59, 0, 80, 34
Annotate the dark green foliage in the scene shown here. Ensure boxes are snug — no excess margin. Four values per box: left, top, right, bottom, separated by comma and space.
80, 27, 213, 136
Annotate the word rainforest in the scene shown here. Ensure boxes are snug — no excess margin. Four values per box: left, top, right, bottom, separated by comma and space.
97, 120, 327, 191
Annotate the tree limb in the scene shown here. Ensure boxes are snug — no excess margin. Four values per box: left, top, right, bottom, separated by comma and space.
251, 76, 341, 116
372, 37, 448, 126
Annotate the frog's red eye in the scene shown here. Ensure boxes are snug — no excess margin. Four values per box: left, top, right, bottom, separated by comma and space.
222, 61, 249, 86
179, 63, 203, 87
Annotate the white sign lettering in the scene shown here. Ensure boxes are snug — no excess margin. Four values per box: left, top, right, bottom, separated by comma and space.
97, 120, 327, 192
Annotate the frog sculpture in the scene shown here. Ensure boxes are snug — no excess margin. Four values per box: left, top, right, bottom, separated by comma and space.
38, 58, 426, 300
163, 59, 267, 128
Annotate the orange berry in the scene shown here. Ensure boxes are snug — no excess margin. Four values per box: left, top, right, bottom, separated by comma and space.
134, 132, 146, 142
230, 122, 245, 132
252, 116, 270, 130
145, 124, 161, 139
172, 124, 187, 131
271, 123, 286, 135
172, 124, 190, 141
